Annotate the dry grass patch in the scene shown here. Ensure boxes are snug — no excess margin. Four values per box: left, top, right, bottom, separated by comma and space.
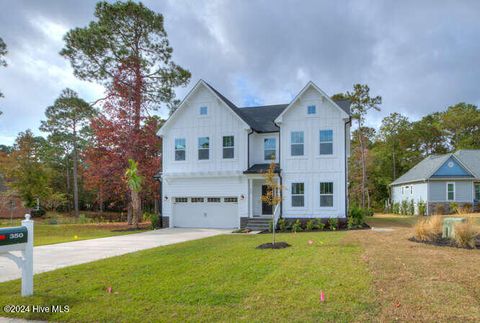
413, 215, 443, 242
344, 216, 480, 321
454, 219, 478, 248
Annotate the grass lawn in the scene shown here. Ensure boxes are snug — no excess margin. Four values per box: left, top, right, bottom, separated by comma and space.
0, 219, 151, 246
346, 213, 480, 321
0, 232, 377, 322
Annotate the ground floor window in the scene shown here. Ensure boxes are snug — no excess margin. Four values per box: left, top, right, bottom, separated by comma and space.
447, 182, 455, 201
291, 183, 304, 207
320, 182, 334, 207
475, 183, 480, 200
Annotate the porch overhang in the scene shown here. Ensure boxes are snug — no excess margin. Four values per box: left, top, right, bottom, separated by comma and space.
243, 163, 280, 174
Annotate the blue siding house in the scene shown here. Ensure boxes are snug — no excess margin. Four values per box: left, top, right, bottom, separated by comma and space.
390, 150, 480, 215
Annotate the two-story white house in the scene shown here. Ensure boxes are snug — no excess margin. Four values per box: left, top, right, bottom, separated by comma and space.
156, 80, 351, 229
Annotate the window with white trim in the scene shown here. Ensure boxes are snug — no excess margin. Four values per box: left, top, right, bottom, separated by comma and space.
191, 197, 204, 203
223, 136, 234, 159
207, 197, 221, 202
224, 197, 238, 203
291, 131, 304, 156
264, 138, 276, 160
291, 183, 305, 207
307, 105, 316, 114
447, 183, 455, 201
320, 182, 334, 207
174, 197, 188, 203
200, 106, 208, 115
198, 137, 209, 160
174, 138, 186, 161
319, 130, 333, 155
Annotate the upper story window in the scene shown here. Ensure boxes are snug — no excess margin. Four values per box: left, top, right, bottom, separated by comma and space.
291, 183, 305, 207
319, 130, 333, 155
447, 182, 455, 201
307, 105, 316, 114
223, 136, 234, 159
320, 182, 334, 207
198, 137, 210, 160
199, 106, 208, 115
291, 131, 304, 156
264, 138, 276, 160
174, 138, 186, 161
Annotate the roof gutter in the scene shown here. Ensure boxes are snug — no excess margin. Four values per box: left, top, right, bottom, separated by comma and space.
344, 117, 352, 217
274, 120, 283, 218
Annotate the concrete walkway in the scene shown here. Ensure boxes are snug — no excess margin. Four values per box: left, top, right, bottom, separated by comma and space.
0, 228, 229, 283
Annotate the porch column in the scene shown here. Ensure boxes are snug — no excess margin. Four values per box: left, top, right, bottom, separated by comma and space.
249, 179, 253, 217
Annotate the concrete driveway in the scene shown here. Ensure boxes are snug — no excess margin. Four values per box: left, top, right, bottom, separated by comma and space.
0, 228, 229, 283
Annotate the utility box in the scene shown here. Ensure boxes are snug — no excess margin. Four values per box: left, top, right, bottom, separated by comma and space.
0, 226, 28, 246
442, 217, 466, 238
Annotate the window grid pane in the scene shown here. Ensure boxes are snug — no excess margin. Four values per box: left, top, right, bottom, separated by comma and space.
223, 136, 234, 159
175, 138, 186, 161
200, 106, 208, 115
320, 182, 334, 207
308, 105, 316, 114
320, 130, 333, 155
264, 138, 276, 160
291, 183, 305, 207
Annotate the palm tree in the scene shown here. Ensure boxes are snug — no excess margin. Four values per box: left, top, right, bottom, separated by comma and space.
125, 159, 142, 228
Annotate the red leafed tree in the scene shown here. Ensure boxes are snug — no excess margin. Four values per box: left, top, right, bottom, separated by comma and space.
84, 59, 162, 222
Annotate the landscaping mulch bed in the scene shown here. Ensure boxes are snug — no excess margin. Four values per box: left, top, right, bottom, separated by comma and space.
256, 242, 291, 249
408, 237, 480, 249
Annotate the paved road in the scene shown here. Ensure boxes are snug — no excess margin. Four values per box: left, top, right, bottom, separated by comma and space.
0, 228, 229, 283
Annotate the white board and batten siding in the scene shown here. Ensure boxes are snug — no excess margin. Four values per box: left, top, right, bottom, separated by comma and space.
160, 85, 249, 228
278, 86, 349, 218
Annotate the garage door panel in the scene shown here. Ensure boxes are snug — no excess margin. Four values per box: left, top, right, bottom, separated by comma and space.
173, 197, 238, 228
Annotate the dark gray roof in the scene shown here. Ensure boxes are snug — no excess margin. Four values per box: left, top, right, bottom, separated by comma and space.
205, 81, 350, 133
244, 163, 280, 174
391, 150, 480, 185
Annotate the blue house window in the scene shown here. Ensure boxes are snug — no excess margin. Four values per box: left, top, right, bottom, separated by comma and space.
319, 130, 333, 155
307, 105, 316, 114
200, 106, 208, 115
447, 182, 455, 201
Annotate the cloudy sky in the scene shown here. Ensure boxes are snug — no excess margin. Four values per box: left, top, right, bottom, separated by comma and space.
1, 0, 480, 145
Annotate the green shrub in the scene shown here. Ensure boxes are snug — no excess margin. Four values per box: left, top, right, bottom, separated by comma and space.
348, 205, 366, 229
306, 219, 315, 231
291, 219, 303, 233
400, 200, 409, 215
315, 219, 325, 231
408, 200, 415, 216
278, 218, 288, 232
143, 212, 160, 229
328, 218, 338, 231
418, 199, 426, 216
48, 217, 58, 225
78, 214, 89, 224
392, 202, 400, 214
365, 208, 374, 217
450, 202, 459, 215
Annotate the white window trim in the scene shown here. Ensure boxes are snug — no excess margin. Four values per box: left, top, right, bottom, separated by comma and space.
291, 182, 305, 208
222, 135, 235, 160
263, 137, 277, 162
318, 129, 335, 157
290, 131, 305, 157
198, 136, 210, 161
174, 138, 187, 162
319, 181, 335, 208
446, 182, 455, 201
199, 106, 208, 116
307, 105, 316, 115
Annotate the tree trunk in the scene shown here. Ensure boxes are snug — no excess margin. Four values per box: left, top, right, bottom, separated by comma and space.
72, 125, 80, 217
358, 128, 367, 209
127, 202, 132, 225
99, 190, 104, 213
131, 189, 141, 229
65, 156, 71, 214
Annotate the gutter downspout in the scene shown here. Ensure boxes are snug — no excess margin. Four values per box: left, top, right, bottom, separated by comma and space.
345, 117, 352, 218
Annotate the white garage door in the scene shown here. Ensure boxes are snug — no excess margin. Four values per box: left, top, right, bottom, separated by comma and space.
173, 197, 239, 228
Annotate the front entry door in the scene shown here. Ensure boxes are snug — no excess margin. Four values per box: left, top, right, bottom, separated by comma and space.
261, 185, 273, 215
